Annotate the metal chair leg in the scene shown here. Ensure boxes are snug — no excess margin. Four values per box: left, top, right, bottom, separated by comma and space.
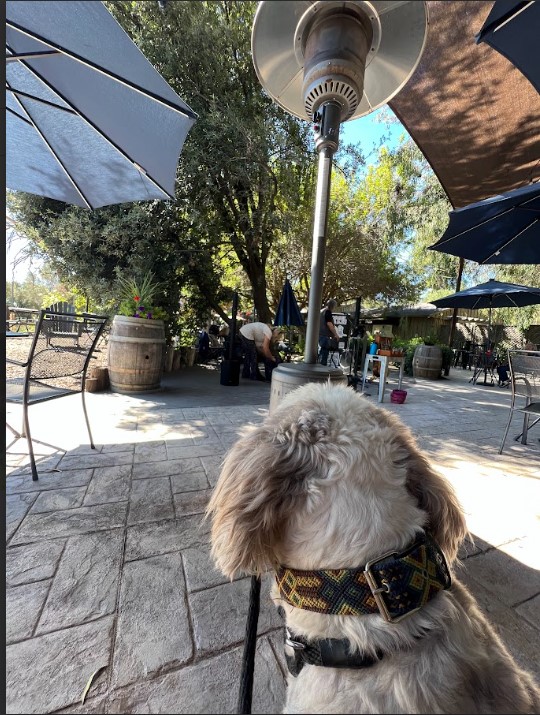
81, 388, 96, 450
22, 401, 39, 481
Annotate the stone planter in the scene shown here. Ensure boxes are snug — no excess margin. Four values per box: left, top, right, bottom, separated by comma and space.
107, 315, 166, 393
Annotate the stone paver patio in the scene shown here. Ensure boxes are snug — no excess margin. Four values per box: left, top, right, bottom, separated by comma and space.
5, 363, 540, 714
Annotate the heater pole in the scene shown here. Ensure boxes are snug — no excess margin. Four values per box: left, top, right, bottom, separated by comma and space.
304, 101, 341, 364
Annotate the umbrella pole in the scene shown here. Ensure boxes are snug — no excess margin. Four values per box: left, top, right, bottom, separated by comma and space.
304, 102, 341, 365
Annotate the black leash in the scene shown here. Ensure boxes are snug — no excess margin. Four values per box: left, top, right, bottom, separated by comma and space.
237, 575, 261, 715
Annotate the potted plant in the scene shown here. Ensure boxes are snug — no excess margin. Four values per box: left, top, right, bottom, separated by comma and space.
107, 271, 168, 393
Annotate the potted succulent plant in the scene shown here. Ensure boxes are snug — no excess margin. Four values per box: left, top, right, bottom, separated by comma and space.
108, 271, 168, 393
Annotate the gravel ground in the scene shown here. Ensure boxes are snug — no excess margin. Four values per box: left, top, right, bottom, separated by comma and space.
5, 334, 108, 380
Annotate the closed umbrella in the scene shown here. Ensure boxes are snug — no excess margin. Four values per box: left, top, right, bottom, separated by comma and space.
273, 279, 304, 328
429, 182, 540, 264
6, 0, 197, 209
476, 0, 540, 94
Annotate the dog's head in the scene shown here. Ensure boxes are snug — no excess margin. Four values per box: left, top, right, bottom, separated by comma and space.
207, 382, 467, 579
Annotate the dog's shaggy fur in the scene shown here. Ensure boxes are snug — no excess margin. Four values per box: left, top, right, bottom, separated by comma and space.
207, 382, 540, 714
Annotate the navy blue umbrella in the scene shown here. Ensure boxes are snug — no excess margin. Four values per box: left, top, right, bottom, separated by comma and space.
476, 0, 540, 94
431, 279, 540, 311
429, 182, 540, 264
273, 279, 304, 327
6, 1, 197, 209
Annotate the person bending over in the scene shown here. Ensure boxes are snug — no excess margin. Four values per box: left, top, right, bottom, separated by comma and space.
239, 322, 281, 381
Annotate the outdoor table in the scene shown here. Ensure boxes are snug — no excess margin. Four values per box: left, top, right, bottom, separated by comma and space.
6, 306, 40, 332
361, 354, 405, 403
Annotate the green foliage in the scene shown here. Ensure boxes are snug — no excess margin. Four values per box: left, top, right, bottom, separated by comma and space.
438, 344, 455, 372
398, 337, 424, 376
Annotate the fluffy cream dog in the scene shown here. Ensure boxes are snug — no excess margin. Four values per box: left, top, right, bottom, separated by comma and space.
208, 382, 540, 714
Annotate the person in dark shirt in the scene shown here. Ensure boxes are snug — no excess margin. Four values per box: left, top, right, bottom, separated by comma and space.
318, 299, 340, 366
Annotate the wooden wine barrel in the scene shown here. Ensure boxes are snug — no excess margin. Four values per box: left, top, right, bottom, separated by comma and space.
108, 315, 166, 393
413, 345, 443, 380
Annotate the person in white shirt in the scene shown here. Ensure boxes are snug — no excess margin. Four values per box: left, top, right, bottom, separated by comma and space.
239, 322, 281, 381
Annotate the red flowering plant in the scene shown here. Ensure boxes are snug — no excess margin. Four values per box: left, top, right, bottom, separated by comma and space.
116, 270, 167, 320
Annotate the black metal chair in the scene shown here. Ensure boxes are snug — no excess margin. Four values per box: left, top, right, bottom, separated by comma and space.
499, 349, 540, 454
6, 309, 109, 481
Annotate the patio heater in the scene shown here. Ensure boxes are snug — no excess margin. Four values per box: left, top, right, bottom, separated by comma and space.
251, 0, 428, 409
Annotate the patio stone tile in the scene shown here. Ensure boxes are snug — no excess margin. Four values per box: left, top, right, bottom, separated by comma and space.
189, 575, 282, 655
83, 464, 132, 506
252, 635, 287, 714
125, 515, 211, 562
111, 553, 192, 690
516, 594, 540, 630
109, 648, 240, 714
132, 456, 202, 479
133, 441, 168, 462
6, 580, 51, 643
169, 470, 209, 494
460, 548, 540, 607
8, 454, 63, 477
497, 535, 540, 570
101, 442, 136, 454
59, 452, 133, 471
128, 476, 174, 525
182, 546, 235, 592
173, 488, 213, 517
6, 615, 114, 714
36, 530, 124, 634
30, 486, 87, 513
10, 502, 128, 545
216, 433, 240, 450
108, 637, 284, 715
7, 492, 38, 542
6, 468, 94, 495
165, 443, 217, 460
6, 539, 66, 586
458, 533, 493, 560
199, 455, 225, 487
55, 694, 108, 714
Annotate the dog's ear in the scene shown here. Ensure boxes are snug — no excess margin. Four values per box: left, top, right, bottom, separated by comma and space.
397, 435, 468, 563
207, 408, 332, 579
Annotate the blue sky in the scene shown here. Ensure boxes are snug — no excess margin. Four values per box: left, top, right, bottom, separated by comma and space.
339, 106, 410, 167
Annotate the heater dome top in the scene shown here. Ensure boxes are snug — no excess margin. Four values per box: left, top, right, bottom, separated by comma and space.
251, 0, 429, 122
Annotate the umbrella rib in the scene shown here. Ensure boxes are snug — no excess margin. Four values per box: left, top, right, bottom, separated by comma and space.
6, 50, 61, 62
7, 78, 92, 209
6, 20, 198, 121
6, 105, 33, 126
8, 86, 77, 114
483, 219, 540, 263
9, 53, 175, 201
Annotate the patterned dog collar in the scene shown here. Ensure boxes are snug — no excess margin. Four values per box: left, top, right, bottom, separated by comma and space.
276, 532, 451, 623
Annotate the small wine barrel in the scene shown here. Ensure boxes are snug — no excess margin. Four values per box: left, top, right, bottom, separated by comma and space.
413, 345, 443, 380
108, 315, 166, 393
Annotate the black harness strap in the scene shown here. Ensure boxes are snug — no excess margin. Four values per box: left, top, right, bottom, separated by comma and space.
285, 629, 383, 677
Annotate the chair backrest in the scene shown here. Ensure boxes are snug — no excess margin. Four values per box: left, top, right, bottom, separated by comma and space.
44, 302, 79, 336
27, 310, 109, 384
507, 350, 540, 403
